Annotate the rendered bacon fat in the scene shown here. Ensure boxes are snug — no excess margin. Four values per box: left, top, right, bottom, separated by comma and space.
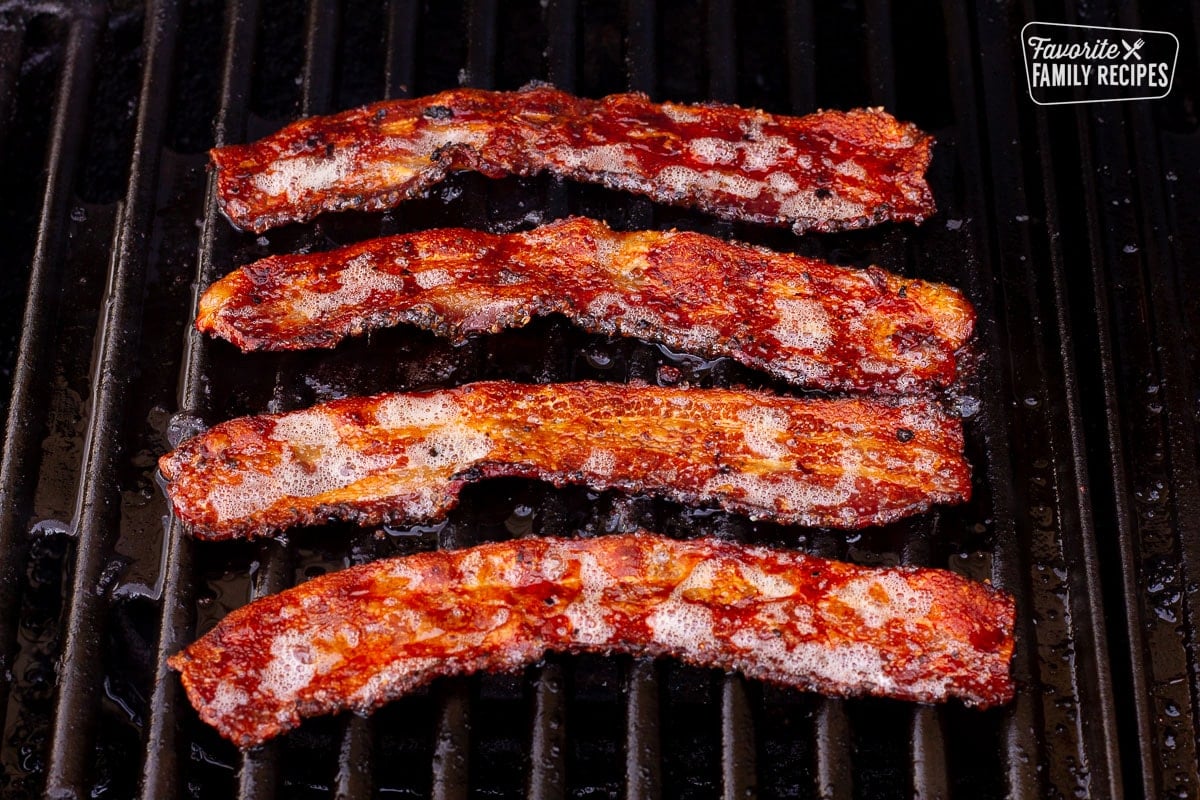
199, 218, 974, 393
170, 533, 1016, 746
211, 85, 936, 234
158, 382, 970, 540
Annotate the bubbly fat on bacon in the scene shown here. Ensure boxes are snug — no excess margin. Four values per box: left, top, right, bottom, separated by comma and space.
199, 217, 974, 393
158, 382, 970, 541
210, 85, 936, 234
170, 533, 1015, 747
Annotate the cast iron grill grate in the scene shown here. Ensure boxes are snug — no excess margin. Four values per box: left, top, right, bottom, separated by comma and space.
0, 0, 1194, 797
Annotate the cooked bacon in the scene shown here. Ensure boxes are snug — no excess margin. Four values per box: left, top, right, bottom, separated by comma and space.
210, 85, 935, 234
158, 381, 970, 541
169, 532, 1015, 747
198, 217, 974, 394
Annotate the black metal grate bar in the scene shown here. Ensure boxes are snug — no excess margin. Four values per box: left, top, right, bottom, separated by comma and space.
527, 658, 567, 800
1022, 1, 1126, 792
1062, 74, 1169, 794
620, 4, 664, 799
814, 700, 852, 800
309, 2, 381, 794
424, 4, 502, 797
138, 1, 261, 797
903, 526, 949, 799
464, 0, 498, 90
526, 3, 578, 798
811, 537, 853, 800
865, 12, 951, 791
44, 0, 181, 792
333, 716, 373, 799
863, 0, 895, 109
937, 2, 1043, 797
1114, 7, 1200, 797
0, 4, 103, 723
720, 676, 756, 800
625, 0, 656, 94
237, 735, 280, 800
1064, 1, 1200, 795
623, 658, 662, 800
785, 9, 852, 794
908, 710, 948, 800
946, 0, 1122, 795
301, 0, 339, 116
430, 679, 470, 800
234, 538, 291, 799
546, 0, 578, 92
232, 1, 341, 797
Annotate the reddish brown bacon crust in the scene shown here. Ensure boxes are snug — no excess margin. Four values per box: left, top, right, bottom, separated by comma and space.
169, 533, 1016, 747
210, 86, 936, 234
199, 218, 974, 393
158, 382, 970, 541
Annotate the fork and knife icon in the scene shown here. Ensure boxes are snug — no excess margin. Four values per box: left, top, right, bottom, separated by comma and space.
1121, 38, 1145, 60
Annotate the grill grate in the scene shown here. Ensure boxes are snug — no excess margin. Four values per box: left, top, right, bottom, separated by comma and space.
1058, 2, 1200, 797
1, 0, 1195, 797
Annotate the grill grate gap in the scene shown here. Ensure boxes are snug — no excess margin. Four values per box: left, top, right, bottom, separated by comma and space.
75, 6, 143, 204
248, 0, 304, 120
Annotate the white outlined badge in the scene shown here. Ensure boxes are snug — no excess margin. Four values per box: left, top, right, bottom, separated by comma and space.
1021, 22, 1178, 106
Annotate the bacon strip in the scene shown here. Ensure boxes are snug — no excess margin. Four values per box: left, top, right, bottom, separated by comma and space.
211, 85, 935, 234
199, 217, 974, 393
158, 382, 970, 541
169, 533, 1015, 747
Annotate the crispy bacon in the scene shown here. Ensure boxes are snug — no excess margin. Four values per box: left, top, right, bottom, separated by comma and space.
169, 532, 1015, 747
158, 381, 970, 541
210, 85, 935, 234
198, 217, 974, 393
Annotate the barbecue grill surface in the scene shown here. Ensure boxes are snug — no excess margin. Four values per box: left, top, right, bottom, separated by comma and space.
0, 1, 1195, 798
